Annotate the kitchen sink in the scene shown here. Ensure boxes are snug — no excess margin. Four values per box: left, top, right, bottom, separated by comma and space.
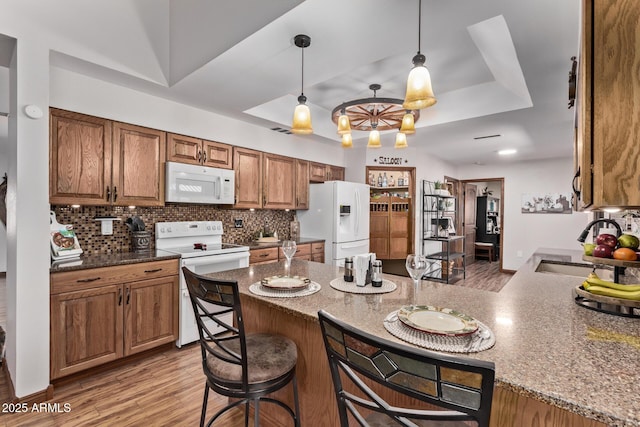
535, 260, 614, 280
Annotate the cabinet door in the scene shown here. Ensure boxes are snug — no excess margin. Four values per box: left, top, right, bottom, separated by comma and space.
112, 122, 166, 206
202, 140, 233, 169
309, 162, 327, 182
124, 276, 178, 356
370, 211, 390, 259
49, 108, 112, 205
263, 153, 295, 209
327, 165, 345, 181
295, 159, 310, 209
51, 285, 123, 379
233, 147, 263, 208
167, 133, 202, 166
311, 242, 325, 263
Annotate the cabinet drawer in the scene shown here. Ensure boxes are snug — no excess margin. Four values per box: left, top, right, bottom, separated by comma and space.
311, 242, 324, 254
51, 259, 179, 294
279, 243, 311, 259
250, 247, 279, 264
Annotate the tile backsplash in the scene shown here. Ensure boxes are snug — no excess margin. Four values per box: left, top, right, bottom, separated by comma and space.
52, 205, 296, 255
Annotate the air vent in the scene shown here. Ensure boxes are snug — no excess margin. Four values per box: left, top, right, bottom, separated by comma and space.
473, 134, 501, 140
270, 127, 293, 135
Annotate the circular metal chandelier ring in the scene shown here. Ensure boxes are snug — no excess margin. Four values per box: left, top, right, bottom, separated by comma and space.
331, 97, 420, 132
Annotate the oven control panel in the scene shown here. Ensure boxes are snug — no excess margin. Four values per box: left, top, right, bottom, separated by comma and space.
156, 221, 224, 238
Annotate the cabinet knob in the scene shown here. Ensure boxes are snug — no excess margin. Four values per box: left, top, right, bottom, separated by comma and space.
106, 186, 111, 202
202, 150, 207, 163
113, 186, 118, 203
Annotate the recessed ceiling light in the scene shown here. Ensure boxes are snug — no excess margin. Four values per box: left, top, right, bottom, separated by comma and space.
498, 149, 517, 155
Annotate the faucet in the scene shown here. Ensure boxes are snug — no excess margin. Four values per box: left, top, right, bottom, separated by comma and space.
577, 219, 622, 243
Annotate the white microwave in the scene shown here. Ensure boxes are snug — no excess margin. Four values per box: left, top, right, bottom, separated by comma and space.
165, 161, 235, 205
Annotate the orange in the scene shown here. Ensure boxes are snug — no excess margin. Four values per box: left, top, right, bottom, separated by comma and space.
613, 247, 637, 261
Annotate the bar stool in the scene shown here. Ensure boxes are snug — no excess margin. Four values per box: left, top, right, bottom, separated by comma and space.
475, 242, 495, 262
182, 267, 301, 427
318, 310, 495, 426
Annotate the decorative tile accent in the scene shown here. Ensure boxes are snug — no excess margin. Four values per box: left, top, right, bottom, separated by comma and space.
52, 205, 295, 255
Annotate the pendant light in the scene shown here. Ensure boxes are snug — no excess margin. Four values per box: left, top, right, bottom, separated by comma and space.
336, 108, 351, 135
394, 132, 408, 149
399, 111, 416, 134
341, 133, 353, 148
403, 0, 436, 110
367, 123, 381, 148
291, 34, 313, 134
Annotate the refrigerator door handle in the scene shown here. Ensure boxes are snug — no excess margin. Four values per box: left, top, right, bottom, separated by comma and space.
340, 241, 367, 249
355, 189, 360, 236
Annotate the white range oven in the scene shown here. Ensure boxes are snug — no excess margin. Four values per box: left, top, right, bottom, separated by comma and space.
155, 221, 250, 347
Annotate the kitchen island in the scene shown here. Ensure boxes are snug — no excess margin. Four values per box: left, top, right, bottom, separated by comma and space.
204, 248, 639, 427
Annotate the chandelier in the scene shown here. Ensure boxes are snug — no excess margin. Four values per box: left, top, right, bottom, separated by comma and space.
331, 84, 419, 148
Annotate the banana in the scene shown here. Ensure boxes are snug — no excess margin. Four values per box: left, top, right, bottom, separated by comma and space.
583, 285, 640, 300
584, 276, 640, 292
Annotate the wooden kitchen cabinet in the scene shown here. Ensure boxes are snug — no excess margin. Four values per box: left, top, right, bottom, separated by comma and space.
311, 242, 325, 263
574, 0, 640, 209
327, 165, 345, 181
112, 122, 166, 207
50, 259, 179, 379
295, 159, 310, 209
263, 153, 295, 210
167, 133, 232, 169
49, 109, 166, 207
233, 147, 263, 209
279, 243, 311, 261
249, 247, 279, 265
49, 108, 113, 205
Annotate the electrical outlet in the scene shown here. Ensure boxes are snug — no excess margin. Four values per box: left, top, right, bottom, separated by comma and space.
234, 219, 243, 228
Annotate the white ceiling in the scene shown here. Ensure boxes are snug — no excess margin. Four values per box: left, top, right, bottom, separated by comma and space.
2, 0, 580, 166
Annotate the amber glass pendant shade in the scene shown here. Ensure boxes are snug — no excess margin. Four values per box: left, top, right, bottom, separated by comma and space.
341, 133, 353, 148
403, 65, 436, 110
337, 112, 351, 135
367, 130, 381, 148
400, 112, 416, 134
394, 132, 408, 149
291, 97, 312, 135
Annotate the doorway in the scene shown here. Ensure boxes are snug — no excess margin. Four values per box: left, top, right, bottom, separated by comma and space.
366, 166, 415, 260
461, 178, 505, 272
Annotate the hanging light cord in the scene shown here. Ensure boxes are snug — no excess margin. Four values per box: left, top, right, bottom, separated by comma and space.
300, 45, 305, 96
417, 0, 422, 54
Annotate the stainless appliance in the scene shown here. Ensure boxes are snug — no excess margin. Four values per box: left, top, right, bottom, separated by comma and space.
298, 181, 370, 266
155, 220, 249, 347
165, 161, 235, 204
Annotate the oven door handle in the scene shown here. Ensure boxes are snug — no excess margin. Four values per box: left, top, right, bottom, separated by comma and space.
181, 251, 250, 268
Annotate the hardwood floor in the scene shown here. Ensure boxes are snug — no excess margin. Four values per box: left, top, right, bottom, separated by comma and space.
0, 343, 251, 427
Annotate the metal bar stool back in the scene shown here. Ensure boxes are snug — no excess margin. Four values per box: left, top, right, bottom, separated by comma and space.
183, 267, 300, 427
318, 310, 495, 427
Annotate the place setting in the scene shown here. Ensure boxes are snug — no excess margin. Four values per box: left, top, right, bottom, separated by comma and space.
383, 304, 495, 353
329, 253, 398, 294
249, 240, 321, 298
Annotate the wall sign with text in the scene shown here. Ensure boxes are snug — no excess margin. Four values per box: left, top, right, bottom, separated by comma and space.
374, 156, 407, 165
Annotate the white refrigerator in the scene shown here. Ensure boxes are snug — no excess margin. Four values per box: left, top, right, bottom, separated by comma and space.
298, 181, 370, 266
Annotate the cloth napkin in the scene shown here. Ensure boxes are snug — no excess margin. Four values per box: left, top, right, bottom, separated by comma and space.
354, 253, 376, 286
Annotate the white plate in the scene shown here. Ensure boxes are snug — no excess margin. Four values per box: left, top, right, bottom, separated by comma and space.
397, 305, 478, 336
261, 275, 310, 290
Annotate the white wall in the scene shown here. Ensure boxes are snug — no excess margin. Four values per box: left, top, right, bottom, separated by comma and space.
0, 66, 8, 273
456, 157, 592, 270
50, 67, 345, 166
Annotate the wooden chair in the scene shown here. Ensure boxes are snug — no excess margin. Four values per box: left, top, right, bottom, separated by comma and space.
474, 242, 495, 262
182, 267, 300, 427
318, 310, 495, 427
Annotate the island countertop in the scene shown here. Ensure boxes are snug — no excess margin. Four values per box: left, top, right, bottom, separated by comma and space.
204, 248, 639, 427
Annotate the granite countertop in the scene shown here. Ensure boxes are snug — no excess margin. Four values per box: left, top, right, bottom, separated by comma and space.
50, 250, 180, 273
204, 249, 640, 427
242, 237, 325, 250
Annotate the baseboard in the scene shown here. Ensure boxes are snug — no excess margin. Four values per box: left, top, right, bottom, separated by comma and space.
501, 268, 517, 274
2, 358, 54, 404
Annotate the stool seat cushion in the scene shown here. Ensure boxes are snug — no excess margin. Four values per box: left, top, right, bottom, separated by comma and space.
206, 333, 297, 384
474, 242, 493, 247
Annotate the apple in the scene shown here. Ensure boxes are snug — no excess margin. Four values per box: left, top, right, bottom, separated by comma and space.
596, 233, 618, 248
583, 243, 596, 256
593, 244, 614, 258
617, 234, 640, 250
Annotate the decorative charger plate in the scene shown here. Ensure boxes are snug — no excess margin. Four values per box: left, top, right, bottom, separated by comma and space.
397, 305, 478, 336
261, 275, 311, 290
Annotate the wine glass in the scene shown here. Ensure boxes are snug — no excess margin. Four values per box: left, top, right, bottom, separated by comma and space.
405, 254, 429, 288
282, 240, 297, 276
